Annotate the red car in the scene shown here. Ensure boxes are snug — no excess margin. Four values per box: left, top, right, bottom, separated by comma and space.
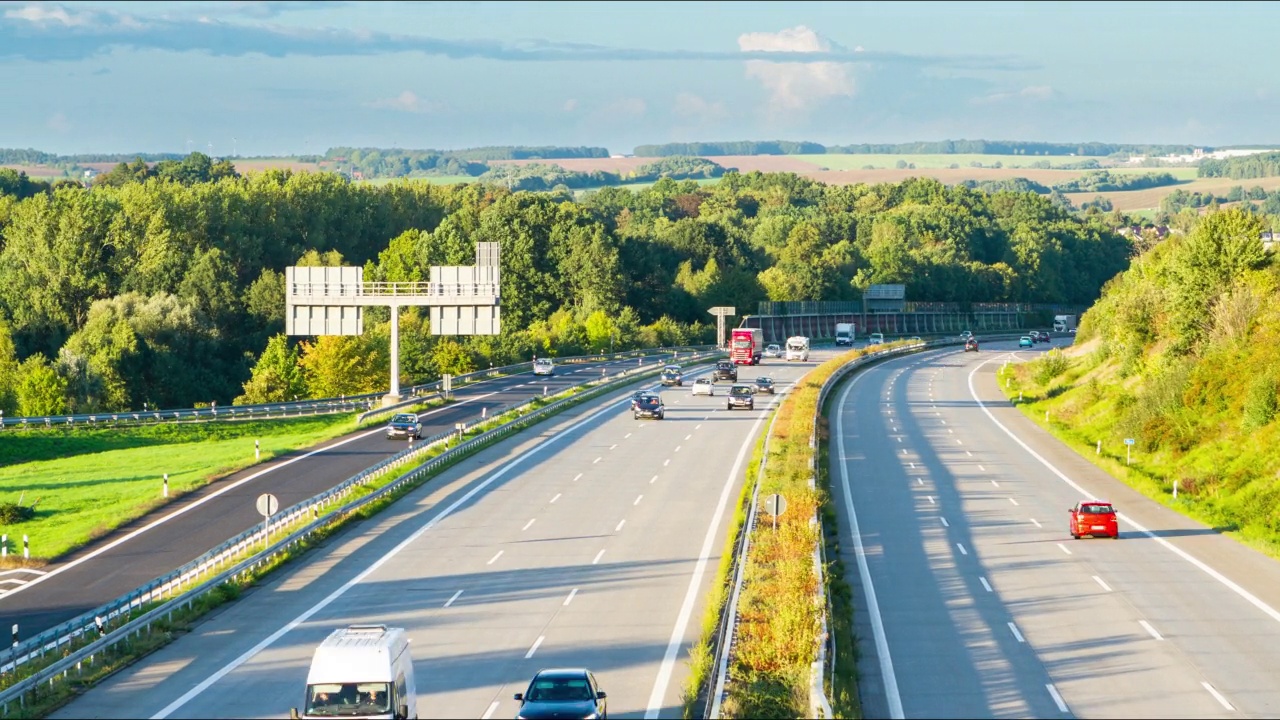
964, 338, 979, 352
1069, 500, 1119, 539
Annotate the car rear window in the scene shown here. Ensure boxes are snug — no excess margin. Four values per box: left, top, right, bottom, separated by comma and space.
1081, 504, 1114, 514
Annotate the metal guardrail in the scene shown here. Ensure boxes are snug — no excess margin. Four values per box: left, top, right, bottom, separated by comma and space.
0, 349, 726, 714
0, 345, 719, 431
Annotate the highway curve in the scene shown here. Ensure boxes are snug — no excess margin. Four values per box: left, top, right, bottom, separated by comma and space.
50, 351, 833, 720
0, 354, 675, 643
831, 340, 1280, 719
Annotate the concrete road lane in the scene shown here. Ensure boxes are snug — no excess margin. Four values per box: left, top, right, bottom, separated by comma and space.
0, 354, 672, 644
832, 341, 1280, 719
52, 353, 826, 720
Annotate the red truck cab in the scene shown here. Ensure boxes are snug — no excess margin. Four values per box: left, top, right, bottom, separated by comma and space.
1069, 500, 1119, 539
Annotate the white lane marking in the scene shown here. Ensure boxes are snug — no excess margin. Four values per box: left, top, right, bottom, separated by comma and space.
615, 519, 626, 532
901, 449, 907, 455
695, 424, 702, 430
443, 590, 463, 608
916, 478, 923, 485
482, 700, 500, 719
957, 543, 968, 555
1031, 518, 1042, 528
592, 549, 605, 565
1008, 622, 1025, 643
650, 474, 658, 484
909, 462, 915, 469
1139, 620, 1164, 641
150, 389, 639, 719
969, 358, 1280, 629
522, 518, 536, 531
1202, 682, 1235, 711
564, 588, 578, 606
675, 445, 682, 452
1009, 497, 1019, 506
645, 379, 779, 719
1047, 684, 1069, 713
892, 426, 898, 432
991, 480, 1000, 488
948, 428, 954, 434
940, 517, 950, 527
1057, 543, 1072, 555
978, 465, 985, 471
550, 493, 562, 504
625, 433, 632, 439
685, 434, 692, 440
14, 390, 512, 601
487, 550, 504, 565
897, 437, 902, 443
956, 440, 963, 445
593, 456, 602, 464
940, 420, 946, 425
573, 473, 583, 482
979, 577, 993, 592
634, 495, 643, 506
664, 459, 671, 466
1093, 575, 1112, 592
610, 444, 618, 450
927, 496, 935, 505
524, 635, 545, 659
965, 450, 972, 456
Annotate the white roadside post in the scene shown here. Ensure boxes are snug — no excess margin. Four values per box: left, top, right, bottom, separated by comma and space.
163, 473, 169, 498
255, 439, 260, 461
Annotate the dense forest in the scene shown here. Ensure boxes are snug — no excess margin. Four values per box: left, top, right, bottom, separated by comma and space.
0, 161, 1132, 417
477, 156, 725, 192
1198, 151, 1280, 180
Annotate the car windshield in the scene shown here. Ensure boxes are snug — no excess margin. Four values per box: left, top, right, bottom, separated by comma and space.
527, 676, 594, 702
730, 386, 753, 396
306, 683, 391, 716
391, 414, 416, 424
1081, 504, 1114, 514
756, 378, 772, 385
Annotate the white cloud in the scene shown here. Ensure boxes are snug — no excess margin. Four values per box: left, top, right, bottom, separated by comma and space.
5, 3, 94, 26
367, 90, 441, 114
673, 92, 727, 123
973, 85, 1056, 105
46, 111, 70, 133
737, 25, 856, 115
563, 98, 578, 112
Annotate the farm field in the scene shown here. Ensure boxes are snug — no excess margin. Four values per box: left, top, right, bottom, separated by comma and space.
1063, 174, 1280, 211
791, 152, 1098, 170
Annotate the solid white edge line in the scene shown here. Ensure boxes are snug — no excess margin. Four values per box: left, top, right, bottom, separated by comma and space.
151, 388, 639, 719
1046, 683, 1069, 713
1007, 621, 1025, 643
967, 357, 1280, 628
15, 389, 505, 599
835, 361, 906, 719
1139, 619, 1164, 641
644, 387, 782, 719
524, 635, 545, 659
1201, 681, 1235, 711
481, 700, 500, 719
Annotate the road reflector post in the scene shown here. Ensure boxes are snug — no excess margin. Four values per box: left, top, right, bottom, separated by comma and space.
23, 535, 28, 560
1173, 478, 1179, 499
1096, 440, 1101, 455
1045, 410, 1049, 421
255, 440, 260, 461
543, 386, 548, 397
1, 534, 5, 558
1019, 391, 1023, 402
163, 474, 169, 498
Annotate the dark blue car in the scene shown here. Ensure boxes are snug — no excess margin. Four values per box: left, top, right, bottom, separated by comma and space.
514, 668, 607, 720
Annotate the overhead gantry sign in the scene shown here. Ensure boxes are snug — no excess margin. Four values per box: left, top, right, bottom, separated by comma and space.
286, 242, 501, 405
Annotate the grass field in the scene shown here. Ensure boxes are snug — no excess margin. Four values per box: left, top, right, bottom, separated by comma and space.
793, 153, 1098, 170
0, 414, 370, 564
360, 175, 477, 186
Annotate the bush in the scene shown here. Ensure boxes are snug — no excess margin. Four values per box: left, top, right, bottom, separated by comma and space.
1242, 376, 1278, 430
1033, 348, 1070, 386
0, 502, 34, 523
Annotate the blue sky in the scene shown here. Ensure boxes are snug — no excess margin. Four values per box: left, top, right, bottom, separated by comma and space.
2, 0, 1278, 156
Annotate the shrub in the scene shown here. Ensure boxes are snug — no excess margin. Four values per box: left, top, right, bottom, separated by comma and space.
0, 502, 34, 523
1033, 349, 1070, 386
1243, 376, 1278, 431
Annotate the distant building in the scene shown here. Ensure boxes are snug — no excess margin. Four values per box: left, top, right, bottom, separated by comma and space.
82, 168, 98, 180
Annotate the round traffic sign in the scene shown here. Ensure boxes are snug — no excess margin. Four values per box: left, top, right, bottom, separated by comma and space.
762, 493, 787, 517
256, 492, 279, 517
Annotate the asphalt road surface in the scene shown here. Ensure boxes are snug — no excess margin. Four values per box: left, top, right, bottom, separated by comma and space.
0, 354, 680, 643
831, 339, 1280, 719
52, 351, 832, 720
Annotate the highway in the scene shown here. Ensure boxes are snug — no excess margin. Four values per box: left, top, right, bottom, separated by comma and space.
0, 354, 680, 644
831, 339, 1280, 719
51, 351, 831, 720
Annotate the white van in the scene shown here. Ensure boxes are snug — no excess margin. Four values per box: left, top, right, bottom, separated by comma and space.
868, 332, 885, 345
295, 625, 417, 720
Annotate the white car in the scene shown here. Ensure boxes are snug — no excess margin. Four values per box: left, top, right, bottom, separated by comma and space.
532, 358, 555, 376
959, 331, 973, 341
763, 344, 782, 358
690, 377, 714, 396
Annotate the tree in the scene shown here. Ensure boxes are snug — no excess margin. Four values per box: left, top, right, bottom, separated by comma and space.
15, 353, 67, 416
0, 318, 19, 414
297, 334, 387, 398
430, 338, 477, 376
235, 334, 306, 404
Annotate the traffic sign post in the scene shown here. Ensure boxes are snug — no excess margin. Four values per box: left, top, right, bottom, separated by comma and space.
1124, 438, 1134, 465
762, 492, 787, 532
256, 492, 279, 550
708, 307, 736, 350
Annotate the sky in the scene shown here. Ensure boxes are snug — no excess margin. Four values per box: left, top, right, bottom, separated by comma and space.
2, 0, 1279, 157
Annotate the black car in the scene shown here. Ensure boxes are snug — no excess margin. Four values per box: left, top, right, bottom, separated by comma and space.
384, 413, 421, 440
753, 376, 776, 394
712, 360, 738, 382
630, 389, 648, 409
660, 366, 683, 386
633, 394, 665, 420
726, 384, 755, 410
514, 668, 608, 720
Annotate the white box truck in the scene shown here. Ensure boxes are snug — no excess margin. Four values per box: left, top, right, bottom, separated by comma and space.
294, 625, 417, 720
785, 336, 810, 361
1053, 315, 1078, 333
834, 323, 855, 346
